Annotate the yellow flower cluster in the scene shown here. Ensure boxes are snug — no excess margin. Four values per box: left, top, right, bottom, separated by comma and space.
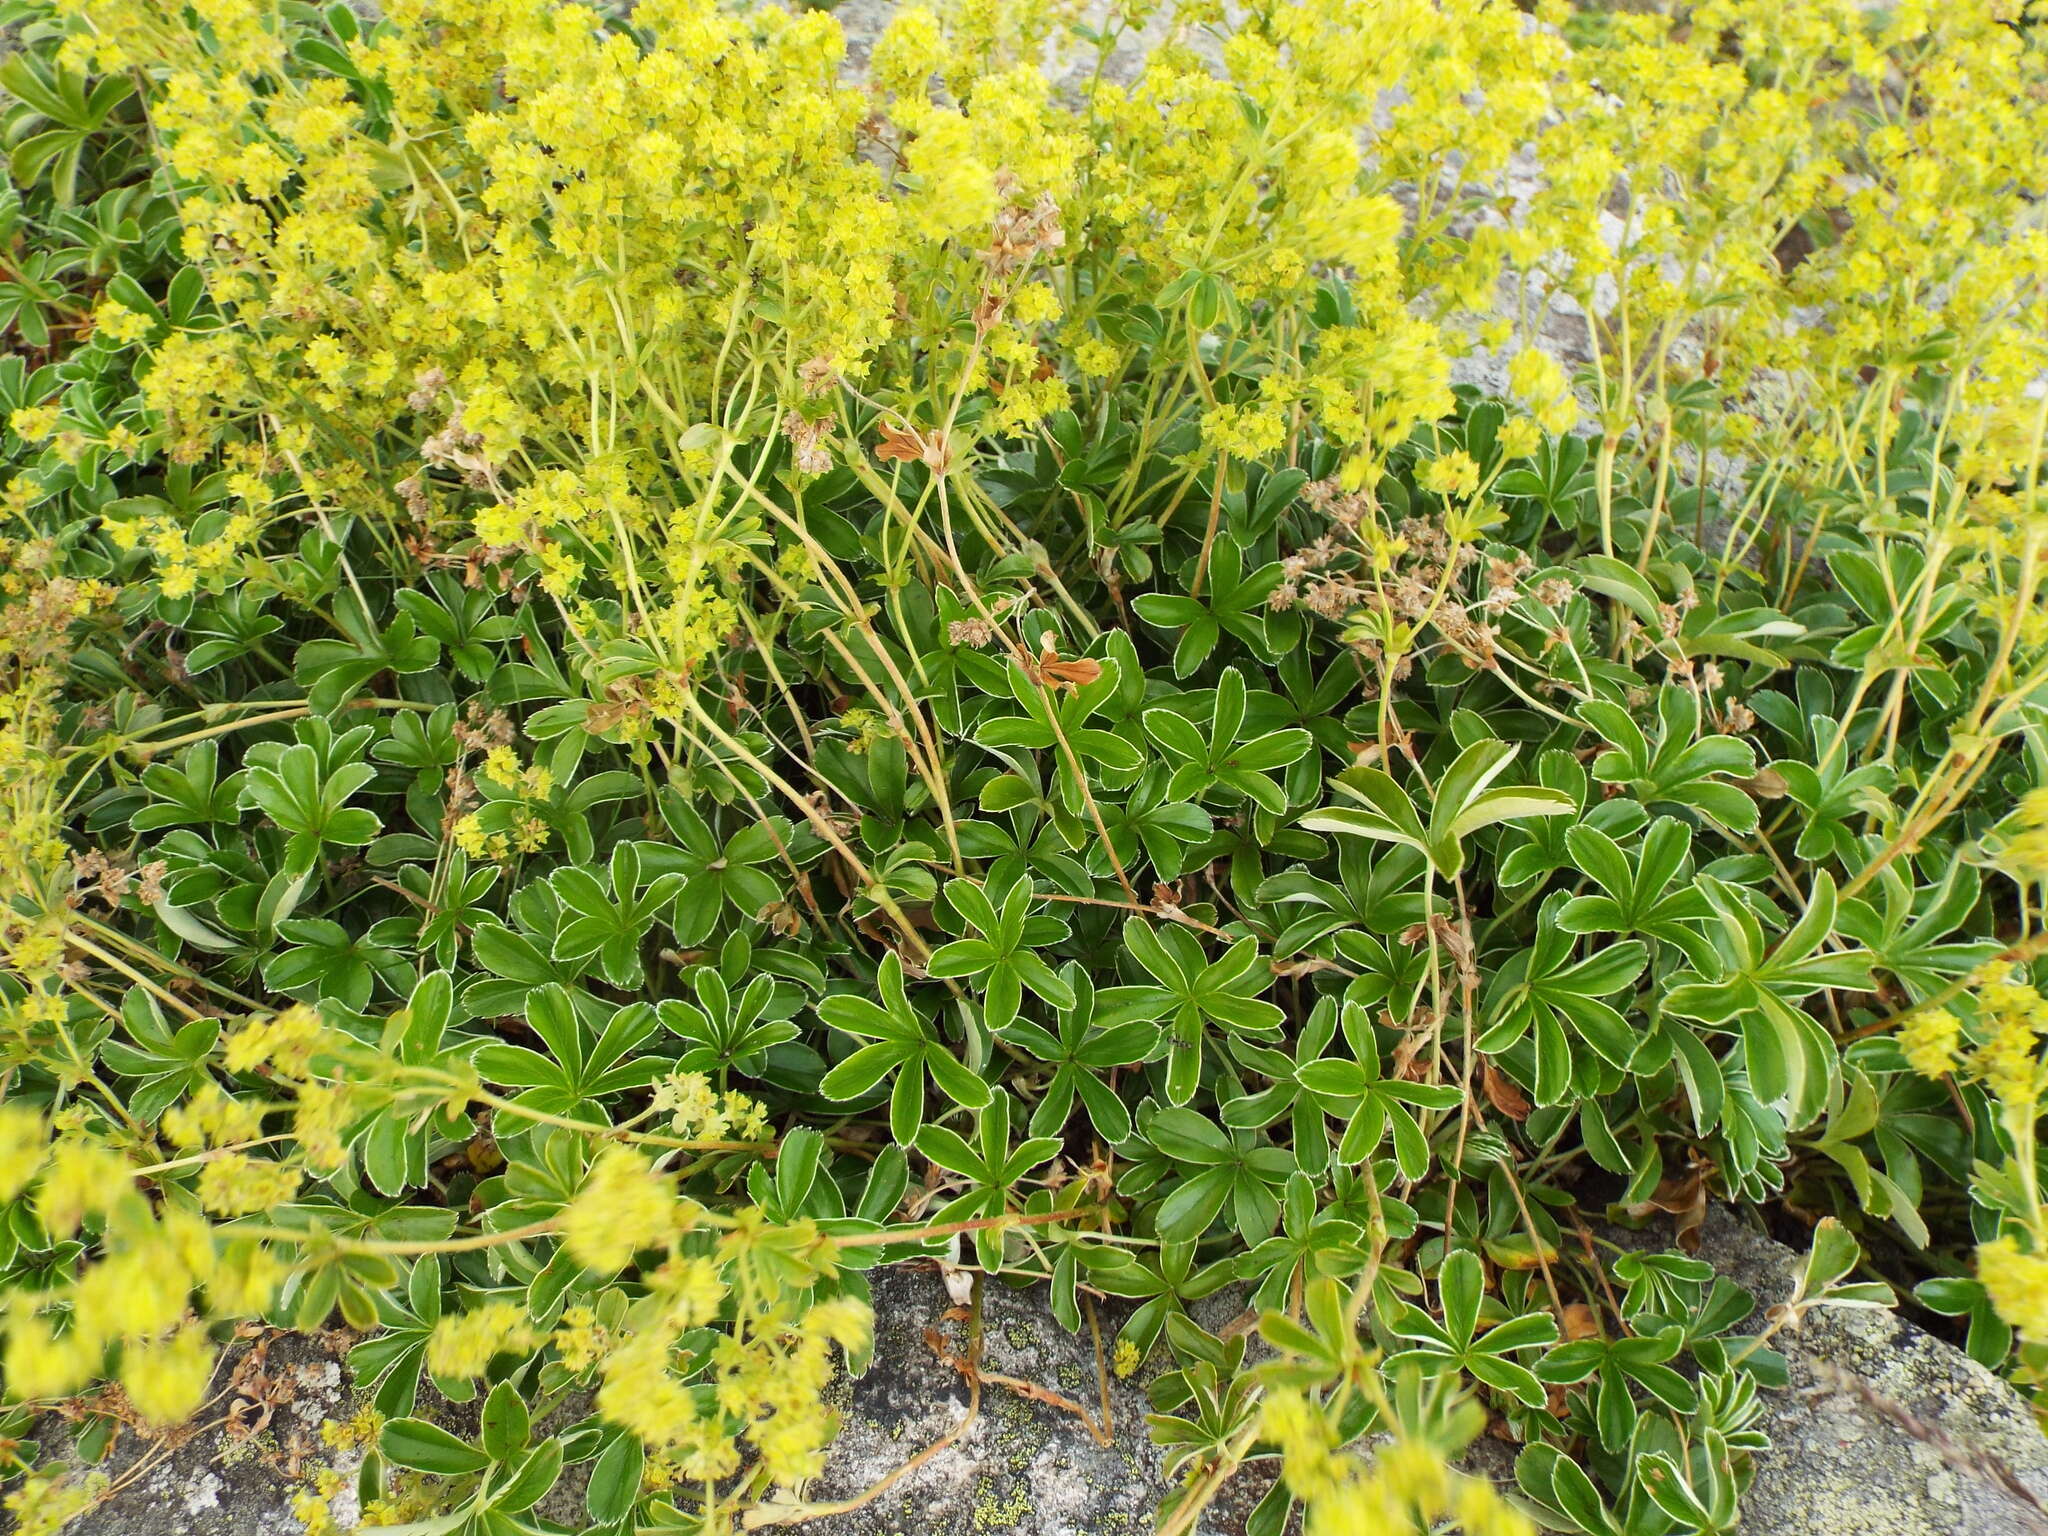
195, 1153, 302, 1216
0, 579, 105, 976
1506, 0, 2048, 519
1978, 1237, 2048, 1347
562, 1147, 685, 1274
1994, 791, 2048, 888
1419, 452, 1481, 502
1262, 1390, 1529, 1536
542, 1146, 870, 1493
1966, 965, 2048, 1112
652, 1072, 774, 1143
2, 1468, 107, 1536
1507, 349, 1577, 436
1201, 404, 1289, 462
427, 1298, 539, 1381
1898, 1007, 1963, 1082
454, 745, 554, 860
223, 1003, 332, 1078
0, 1103, 48, 1202
2, 1116, 284, 1425
56, 0, 1606, 713
163, 1082, 266, 1150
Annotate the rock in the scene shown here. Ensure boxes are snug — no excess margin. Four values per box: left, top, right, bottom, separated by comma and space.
24, 1266, 1280, 1536
27, 1329, 364, 1536
1683, 1208, 2048, 1536
799, 1216, 2048, 1536
781, 1262, 1279, 1536
32, 1217, 2048, 1535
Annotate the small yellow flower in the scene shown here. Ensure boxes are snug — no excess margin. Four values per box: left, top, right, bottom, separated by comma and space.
36, 1141, 129, 1239
1201, 403, 1288, 460
1010, 283, 1061, 325
9, 405, 61, 442
802, 1296, 873, 1354
1979, 1236, 2048, 1344
0, 1103, 48, 1203
1497, 416, 1543, 460
1111, 1336, 1140, 1379
1899, 1006, 1962, 1079
196, 1152, 301, 1216
120, 1326, 216, 1426
1419, 450, 1481, 499
596, 1331, 704, 1452
426, 1299, 536, 1381
562, 1146, 678, 1273
3, 1314, 98, 1402
1073, 337, 1120, 378
93, 301, 153, 346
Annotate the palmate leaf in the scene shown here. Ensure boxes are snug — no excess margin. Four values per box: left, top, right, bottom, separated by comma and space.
1662, 872, 1873, 1126
1261, 1001, 1460, 1181
1295, 1052, 1460, 1183
816, 951, 990, 1143
655, 960, 800, 1077
239, 723, 384, 877
1580, 685, 1759, 835
1097, 764, 1214, 883
473, 986, 672, 1124
925, 875, 1073, 1031
1142, 667, 1312, 816
1140, 1104, 1294, 1246
1120, 918, 1284, 1106
971, 653, 1144, 813
100, 986, 217, 1123
913, 1090, 1061, 1270
643, 799, 789, 946
1132, 537, 1285, 677
1477, 892, 1648, 1106
1225, 995, 1350, 1176
1299, 739, 1572, 877
348, 1257, 444, 1417
548, 841, 686, 989
1536, 1325, 1698, 1454
1555, 817, 1717, 969
1772, 730, 1895, 864
264, 916, 412, 1010
1493, 747, 1638, 889
292, 606, 440, 714
1385, 1248, 1558, 1408
1836, 858, 2000, 1000
1260, 838, 1431, 956
131, 739, 243, 831
1234, 1171, 1366, 1312
997, 963, 1164, 1142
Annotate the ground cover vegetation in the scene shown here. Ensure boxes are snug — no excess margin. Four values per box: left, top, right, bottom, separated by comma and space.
0, 0, 2046, 1531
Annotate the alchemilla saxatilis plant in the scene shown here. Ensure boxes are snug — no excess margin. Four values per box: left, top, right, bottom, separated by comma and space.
1, 0, 2047, 1532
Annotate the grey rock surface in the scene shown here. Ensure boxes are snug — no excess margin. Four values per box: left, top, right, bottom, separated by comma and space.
22, 1329, 367, 1536
1687, 1208, 2048, 1536
780, 1262, 1279, 1536
30, 1218, 2048, 1535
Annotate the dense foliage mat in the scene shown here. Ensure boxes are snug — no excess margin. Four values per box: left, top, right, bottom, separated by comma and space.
2, 0, 2047, 1533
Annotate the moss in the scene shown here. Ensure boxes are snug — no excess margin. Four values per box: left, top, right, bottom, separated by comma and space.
978, 1380, 1055, 1476
970, 1476, 1033, 1531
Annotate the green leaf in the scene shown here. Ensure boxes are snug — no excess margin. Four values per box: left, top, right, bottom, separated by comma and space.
381, 1417, 492, 1476
481, 1380, 530, 1463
